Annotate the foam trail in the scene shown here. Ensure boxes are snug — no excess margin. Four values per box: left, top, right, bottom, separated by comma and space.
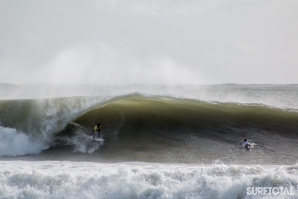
0, 126, 45, 156
65, 130, 104, 153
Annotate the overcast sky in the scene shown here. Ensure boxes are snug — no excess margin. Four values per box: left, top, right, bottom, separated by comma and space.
0, 0, 297, 85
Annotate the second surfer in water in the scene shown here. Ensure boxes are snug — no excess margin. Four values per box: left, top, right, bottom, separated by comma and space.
91, 123, 102, 140
240, 139, 252, 150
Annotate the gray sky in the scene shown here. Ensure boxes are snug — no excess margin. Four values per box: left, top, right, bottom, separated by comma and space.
0, 0, 297, 85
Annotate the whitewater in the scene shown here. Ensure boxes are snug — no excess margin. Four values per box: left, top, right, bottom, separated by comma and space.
1, 84, 298, 199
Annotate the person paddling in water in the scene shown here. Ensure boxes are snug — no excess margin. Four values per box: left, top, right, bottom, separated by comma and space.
91, 123, 102, 140
240, 139, 251, 150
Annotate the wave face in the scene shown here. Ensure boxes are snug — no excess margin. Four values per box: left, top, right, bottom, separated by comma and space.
68, 95, 298, 164
1, 84, 298, 164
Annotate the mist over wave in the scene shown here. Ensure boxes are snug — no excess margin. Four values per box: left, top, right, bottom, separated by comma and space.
1, 83, 298, 110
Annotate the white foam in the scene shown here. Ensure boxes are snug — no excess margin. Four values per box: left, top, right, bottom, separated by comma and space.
0, 161, 298, 199
0, 126, 46, 156
66, 131, 104, 153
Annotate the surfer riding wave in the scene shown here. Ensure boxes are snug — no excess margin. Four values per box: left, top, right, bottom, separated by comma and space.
91, 123, 102, 141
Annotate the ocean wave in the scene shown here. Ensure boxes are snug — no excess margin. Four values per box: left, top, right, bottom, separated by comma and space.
1, 84, 298, 110
1, 93, 298, 164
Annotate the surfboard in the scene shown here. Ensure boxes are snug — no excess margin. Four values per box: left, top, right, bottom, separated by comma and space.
89, 136, 104, 142
72, 124, 104, 142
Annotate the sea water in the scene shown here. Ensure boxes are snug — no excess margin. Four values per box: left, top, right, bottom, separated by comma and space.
1, 84, 298, 199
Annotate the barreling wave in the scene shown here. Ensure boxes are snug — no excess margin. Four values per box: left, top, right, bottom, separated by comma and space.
1, 92, 298, 164
0, 96, 108, 156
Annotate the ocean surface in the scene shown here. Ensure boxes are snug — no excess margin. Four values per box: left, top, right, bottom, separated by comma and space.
1, 84, 298, 199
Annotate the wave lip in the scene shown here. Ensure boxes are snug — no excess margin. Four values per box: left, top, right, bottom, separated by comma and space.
1, 83, 298, 110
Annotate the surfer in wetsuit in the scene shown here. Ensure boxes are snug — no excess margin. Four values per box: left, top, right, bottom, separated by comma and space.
240, 139, 251, 150
91, 123, 102, 140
